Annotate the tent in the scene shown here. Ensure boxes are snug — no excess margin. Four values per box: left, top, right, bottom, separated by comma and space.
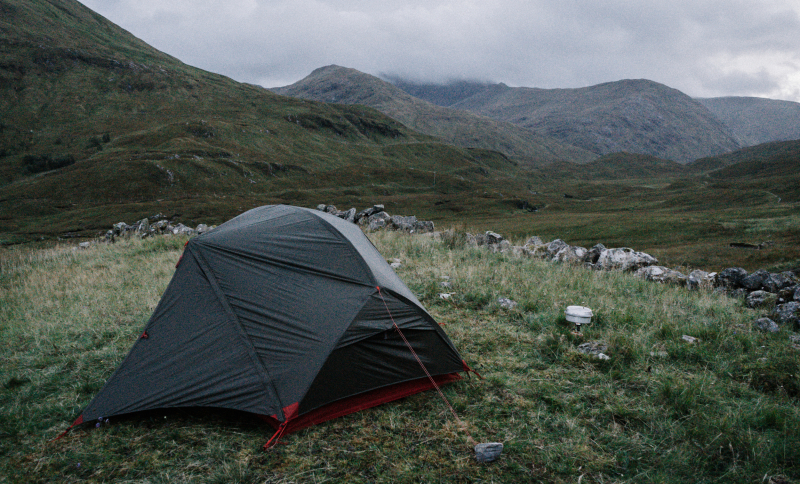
66, 204, 471, 437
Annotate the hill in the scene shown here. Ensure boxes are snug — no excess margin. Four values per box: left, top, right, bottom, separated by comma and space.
0, 1, 532, 243
689, 139, 800, 203
272, 66, 597, 165
696, 96, 800, 146
393, 79, 741, 163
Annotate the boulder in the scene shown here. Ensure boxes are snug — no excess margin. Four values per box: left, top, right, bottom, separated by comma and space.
594, 247, 657, 271
716, 267, 748, 289
413, 220, 435, 233
354, 205, 384, 223
365, 211, 391, 231
763, 272, 797, 293
390, 215, 417, 232
635, 266, 686, 284
553, 245, 588, 264
523, 237, 548, 257
340, 208, 357, 223
741, 269, 769, 291
545, 239, 569, 259
772, 302, 800, 328
746, 290, 778, 309
525, 236, 544, 247
485, 231, 504, 245
754, 317, 780, 333
171, 223, 196, 236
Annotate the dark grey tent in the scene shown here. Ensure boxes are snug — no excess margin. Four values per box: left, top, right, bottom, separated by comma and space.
66, 205, 472, 437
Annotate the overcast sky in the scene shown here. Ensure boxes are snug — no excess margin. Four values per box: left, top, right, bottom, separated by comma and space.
80, 0, 800, 102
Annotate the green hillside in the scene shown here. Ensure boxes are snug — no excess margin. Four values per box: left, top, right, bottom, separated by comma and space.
0, 0, 531, 242
273, 65, 597, 165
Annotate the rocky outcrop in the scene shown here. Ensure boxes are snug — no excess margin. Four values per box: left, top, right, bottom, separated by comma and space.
316, 204, 435, 233
103, 215, 214, 241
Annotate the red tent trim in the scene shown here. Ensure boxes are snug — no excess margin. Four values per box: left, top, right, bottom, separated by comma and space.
260, 373, 463, 434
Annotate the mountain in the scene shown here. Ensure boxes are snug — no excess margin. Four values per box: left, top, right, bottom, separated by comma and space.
0, 0, 529, 242
272, 66, 597, 165
695, 96, 800, 147
440, 79, 742, 164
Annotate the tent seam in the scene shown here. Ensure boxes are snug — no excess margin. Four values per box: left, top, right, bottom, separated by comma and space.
191, 244, 288, 421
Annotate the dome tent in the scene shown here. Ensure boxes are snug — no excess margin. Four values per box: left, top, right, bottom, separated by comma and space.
65, 205, 470, 438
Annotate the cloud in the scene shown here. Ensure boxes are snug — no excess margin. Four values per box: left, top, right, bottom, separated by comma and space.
81, 0, 800, 101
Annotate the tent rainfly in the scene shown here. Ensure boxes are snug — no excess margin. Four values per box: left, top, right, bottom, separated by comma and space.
64, 205, 473, 438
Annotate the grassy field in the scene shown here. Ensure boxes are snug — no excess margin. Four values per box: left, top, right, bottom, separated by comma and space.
1, 231, 798, 483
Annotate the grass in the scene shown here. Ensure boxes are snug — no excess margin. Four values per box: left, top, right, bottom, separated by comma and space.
1, 230, 798, 483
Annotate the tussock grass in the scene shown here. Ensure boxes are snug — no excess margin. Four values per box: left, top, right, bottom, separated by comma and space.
1, 232, 798, 483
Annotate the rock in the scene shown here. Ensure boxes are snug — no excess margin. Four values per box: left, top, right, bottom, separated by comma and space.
171, 223, 196, 236
195, 223, 211, 234
135, 218, 150, 238
789, 333, 800, 345
498, 297, 517, 310
741, 269, 769, 291
584, 243, 606, 265
681, 335, 699, 344
716, 267, 748, 289
78, 241, 91, 249
635, 266, 686, 284
594, 247, 657, 271
339, 208, 357, 223
523, 237, 548, 257
577, 341, 609, 360
316, 204, 327, 212
366, 211, 391, 231
754, 317, 780, 333
687, 270, 715, 290
746, 290, 778, 309
390, 261, 401, 269
525, 236, 544, 246
545, 239, 569, 259
390, 215, 418, 232
355, 204, 384, 223
772, 302, 800, 328
553, 245, 588, 264
796, 286, 800, 302
485, 231, 504, 245
439, 293, 455, 299
474, 442, 503, 463
764, 272, 797, 293
413, 220, 435, 233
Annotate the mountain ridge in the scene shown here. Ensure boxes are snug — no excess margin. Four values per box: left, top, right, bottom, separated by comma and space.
273, 65, 597, 165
